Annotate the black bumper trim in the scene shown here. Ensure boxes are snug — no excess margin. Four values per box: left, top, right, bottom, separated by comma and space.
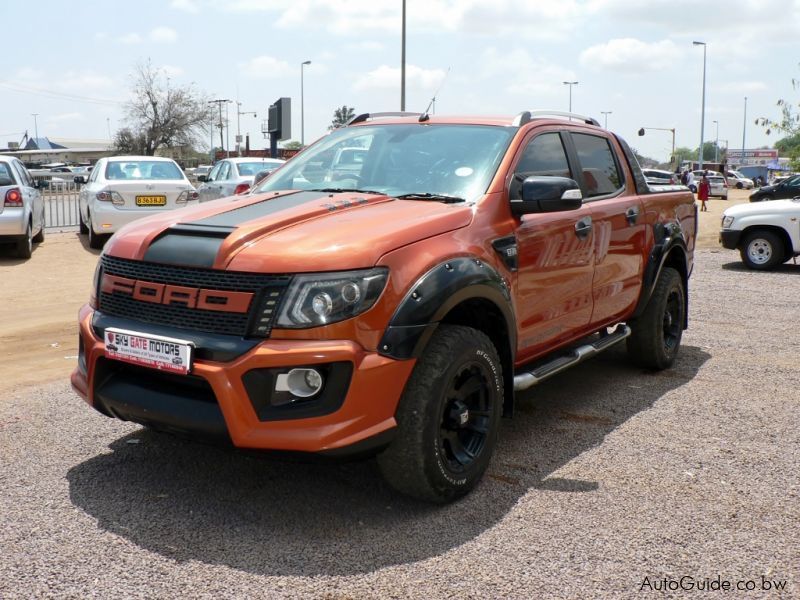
719, 230, 741, 250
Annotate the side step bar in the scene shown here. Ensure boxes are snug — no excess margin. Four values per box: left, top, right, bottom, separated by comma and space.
513, 324, 631, 392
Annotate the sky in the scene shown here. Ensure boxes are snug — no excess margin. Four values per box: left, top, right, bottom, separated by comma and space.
1, 0, 799, 163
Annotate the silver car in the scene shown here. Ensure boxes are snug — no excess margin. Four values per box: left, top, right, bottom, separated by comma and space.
0, 156, 44, 258
78, 156, 198, 249
197, 157, 285, 202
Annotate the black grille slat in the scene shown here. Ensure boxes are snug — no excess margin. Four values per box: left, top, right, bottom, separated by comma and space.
99, 255, 290, 337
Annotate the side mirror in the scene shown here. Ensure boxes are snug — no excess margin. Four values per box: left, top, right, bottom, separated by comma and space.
197, 175, 208, 182
512, 176, 583, 215
253, 170, 272, 186
73, 176, 86, 184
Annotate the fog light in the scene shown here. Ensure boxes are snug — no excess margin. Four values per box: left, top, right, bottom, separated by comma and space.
275, 368, 324, 398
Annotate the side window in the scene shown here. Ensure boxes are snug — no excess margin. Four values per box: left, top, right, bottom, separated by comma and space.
571, 133, 624, 198
10, 161, 27, 186
218, 162, 231, 180
89, 164, 100, 182
207, 162, 222, 182
509, 132, 571, 200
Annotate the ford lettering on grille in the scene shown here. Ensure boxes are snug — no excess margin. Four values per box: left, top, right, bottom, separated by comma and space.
101, 273, 253, 313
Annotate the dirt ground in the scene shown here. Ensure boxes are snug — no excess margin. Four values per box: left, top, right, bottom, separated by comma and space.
0, 189, 749, 398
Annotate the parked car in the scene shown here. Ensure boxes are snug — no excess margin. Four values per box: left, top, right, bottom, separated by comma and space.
720, 198, 800, 269
706, 175, 728, 199
726, 170, 754, 189
77, 156, 198, 249
748, 174, 800, 202
688, 170, 722, 193
641, 168, 677, 186
197, 157, 285, 202
72, 110, 696, 503
0, 156, 44, 258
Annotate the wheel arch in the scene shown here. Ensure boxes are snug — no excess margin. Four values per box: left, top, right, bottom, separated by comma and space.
378, 257, 516, 417
633, 231, 690, 329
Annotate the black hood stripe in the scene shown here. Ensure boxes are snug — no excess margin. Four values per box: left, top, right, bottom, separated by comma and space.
186, 190, 332, 228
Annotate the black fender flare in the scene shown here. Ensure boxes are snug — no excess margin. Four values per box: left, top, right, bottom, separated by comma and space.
378, 257, 516, 361
632, 222, 690, 327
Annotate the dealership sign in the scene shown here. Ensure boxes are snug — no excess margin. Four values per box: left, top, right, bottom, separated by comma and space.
727, 149, 778, 166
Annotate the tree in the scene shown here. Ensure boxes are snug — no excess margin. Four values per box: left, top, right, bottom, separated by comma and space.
329, 106, 356, 130
112, 127, 147, 155
118, 60, 213, 156
281, 140, 303, 150
756, 66, 800, 138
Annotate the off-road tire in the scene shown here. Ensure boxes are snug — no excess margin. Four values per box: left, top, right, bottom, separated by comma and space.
740, 230, 784, 270
377, 324, 503, 503
16, 222, 33, 259
627, 267, 685, 370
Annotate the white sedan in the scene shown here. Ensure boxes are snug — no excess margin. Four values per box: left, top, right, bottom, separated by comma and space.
197, 157, 285, 202
78, 156, 198, 249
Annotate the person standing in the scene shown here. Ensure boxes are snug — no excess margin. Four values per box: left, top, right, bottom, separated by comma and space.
698, 175, 710, 212
686, 170, 696, 191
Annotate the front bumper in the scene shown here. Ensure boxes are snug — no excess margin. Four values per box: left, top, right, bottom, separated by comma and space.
719, 229, 741, 250
71, 304, 414, 455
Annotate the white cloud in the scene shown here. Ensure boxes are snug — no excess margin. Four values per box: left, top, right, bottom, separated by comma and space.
170, 0, 199, 12
580, 38, 682, 73
119, 32, 143, 45
150, 27, 178, 43
159, 65, 186, 78
354, 64, 447, 93
15, 67, 45, 81
239, 55, 292, 78
478, 48, 577, 97
712, 81, 769, 95
58, 72, 116, 92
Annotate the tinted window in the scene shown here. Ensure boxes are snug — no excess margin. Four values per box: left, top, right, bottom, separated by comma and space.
0, 162, 14, 183
510, 132, 571, 199
572, 133, 623, 198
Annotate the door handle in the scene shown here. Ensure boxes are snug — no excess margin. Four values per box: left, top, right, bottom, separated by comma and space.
625, 206, 640, 225
574, 216, 592, 239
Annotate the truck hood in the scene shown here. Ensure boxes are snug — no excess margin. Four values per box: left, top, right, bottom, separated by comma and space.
724, 198, 800, 219
104, 190, 474, 272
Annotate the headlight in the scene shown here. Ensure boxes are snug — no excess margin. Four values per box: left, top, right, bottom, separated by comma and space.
89, 258, 103, 309
275, 268, 388, 328
722, 216, 734, 228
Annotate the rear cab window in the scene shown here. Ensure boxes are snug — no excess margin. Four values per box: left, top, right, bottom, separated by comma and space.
571, 133, 624, 199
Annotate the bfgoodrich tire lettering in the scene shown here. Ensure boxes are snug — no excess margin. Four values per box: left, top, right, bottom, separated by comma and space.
627, 267, 685, 370
377, 324, 503, 503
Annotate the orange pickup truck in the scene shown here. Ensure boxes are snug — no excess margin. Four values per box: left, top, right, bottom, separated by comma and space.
72, 110, 696, 502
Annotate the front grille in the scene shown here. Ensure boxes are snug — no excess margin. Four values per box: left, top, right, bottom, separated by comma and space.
99, 255, 291, 337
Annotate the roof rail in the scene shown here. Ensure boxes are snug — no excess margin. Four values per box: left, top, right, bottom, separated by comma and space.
513, 110, 601, 127
346, 111, 423, 126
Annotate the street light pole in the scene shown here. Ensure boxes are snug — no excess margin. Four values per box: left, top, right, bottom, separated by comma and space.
742, 96, 747, 156
236, 103, 257, 154
693, 41, 707, 170
300, 60, 311, 146
563, 81, 578, 112
600, 111, 612, 129
401, 0, 406, 111
713, 120, 719, 163
638, 127, 677, 167
31, 113, 39, 142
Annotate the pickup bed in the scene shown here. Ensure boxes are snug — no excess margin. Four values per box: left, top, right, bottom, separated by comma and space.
71, 110, 696, 502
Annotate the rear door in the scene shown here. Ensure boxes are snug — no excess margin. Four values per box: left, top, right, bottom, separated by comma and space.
11, 159, 42, 233
567, 131, 646, 326
511, 129, 595, 364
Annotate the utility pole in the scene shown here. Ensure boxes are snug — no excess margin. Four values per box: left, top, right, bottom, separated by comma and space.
600, 111, 612, 129
237, 102, 257, 154
31, 113, 39, 142
208, 99, 230, 158
742, 96, 748, 156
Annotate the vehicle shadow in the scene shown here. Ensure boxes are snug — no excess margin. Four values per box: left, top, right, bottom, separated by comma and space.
67, 344, 709, 577
721, 260, 800, 273
74, 231, 103, 255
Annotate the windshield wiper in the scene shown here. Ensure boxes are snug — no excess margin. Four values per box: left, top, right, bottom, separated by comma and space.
395, 192, 466, 203
309, 187, 384, 195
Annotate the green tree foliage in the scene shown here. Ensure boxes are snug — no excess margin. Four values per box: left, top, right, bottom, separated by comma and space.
281, 140, 303, 150
117, 60, 213, 156
756, 66, 800, 137
329, 106, 356, 130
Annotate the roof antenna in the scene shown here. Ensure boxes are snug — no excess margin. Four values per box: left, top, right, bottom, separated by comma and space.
419, 67, 451, 122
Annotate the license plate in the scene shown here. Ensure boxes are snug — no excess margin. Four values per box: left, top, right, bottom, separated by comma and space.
136, 195, 167, 206
104, 328, 194, 375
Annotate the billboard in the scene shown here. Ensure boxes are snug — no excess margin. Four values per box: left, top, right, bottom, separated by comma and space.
726, 149, 778, 166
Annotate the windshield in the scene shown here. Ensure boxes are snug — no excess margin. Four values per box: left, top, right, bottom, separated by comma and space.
106, 160, 183, 180
253, 123, 515, 202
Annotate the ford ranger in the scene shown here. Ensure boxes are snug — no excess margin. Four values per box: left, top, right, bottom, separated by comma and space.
72, 110, 696, 502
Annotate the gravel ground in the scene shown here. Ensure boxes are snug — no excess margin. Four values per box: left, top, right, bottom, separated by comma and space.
0, 249, 797, 599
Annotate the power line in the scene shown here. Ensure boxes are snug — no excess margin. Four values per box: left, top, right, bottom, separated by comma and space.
0, 81, 123, 106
